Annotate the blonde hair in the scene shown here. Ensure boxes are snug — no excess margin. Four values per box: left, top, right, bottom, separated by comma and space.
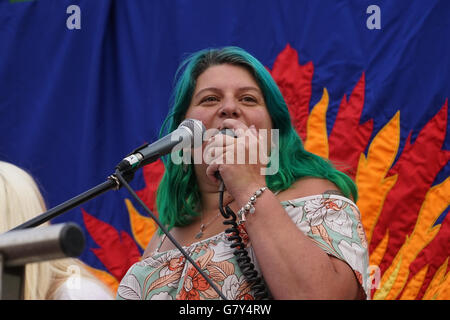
0, 161, 112, 299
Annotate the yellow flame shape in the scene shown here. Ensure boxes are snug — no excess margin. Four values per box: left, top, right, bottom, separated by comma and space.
125, 198, 157, 251
356, 111, 400, 244
304, 88, 329, 158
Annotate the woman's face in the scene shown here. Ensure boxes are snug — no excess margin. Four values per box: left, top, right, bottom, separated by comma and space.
185, 63, 273, 133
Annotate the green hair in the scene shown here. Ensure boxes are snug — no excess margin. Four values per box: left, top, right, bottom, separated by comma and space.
156, 46, 358, 231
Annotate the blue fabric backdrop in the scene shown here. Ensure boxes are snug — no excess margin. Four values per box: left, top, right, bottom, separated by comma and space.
0, 0, 448, 297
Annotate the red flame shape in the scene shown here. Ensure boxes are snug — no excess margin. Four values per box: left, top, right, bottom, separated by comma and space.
82, 209, 141, 281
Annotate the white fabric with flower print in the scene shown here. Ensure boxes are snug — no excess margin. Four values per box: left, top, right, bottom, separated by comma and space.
116, 194, 370, 300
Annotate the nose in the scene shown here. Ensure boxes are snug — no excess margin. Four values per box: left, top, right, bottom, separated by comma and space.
219, 98, 241, 118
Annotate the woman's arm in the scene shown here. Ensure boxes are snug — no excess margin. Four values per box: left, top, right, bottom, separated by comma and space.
237, 182, 362, 299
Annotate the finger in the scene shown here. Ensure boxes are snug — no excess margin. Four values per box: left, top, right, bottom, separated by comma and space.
207, 144, 239, 168
203, 143, 218, 165
204, 133, 237, 156
204, 146, 226, 165
220, 119, 249, 137
248, 124, 258, 137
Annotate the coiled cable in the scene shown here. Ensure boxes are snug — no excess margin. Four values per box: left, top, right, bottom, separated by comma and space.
218, 181, 269, 300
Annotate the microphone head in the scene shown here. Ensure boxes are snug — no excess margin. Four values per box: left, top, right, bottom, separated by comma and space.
179, 118, 206, 133
178, 119, 206, 148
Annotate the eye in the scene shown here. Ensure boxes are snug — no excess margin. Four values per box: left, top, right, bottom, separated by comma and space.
199, 96, 220, 105
240, 95, 258, 105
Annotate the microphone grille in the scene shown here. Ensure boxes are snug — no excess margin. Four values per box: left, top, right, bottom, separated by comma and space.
179, 119, 206, 147
179, 118, 206, 134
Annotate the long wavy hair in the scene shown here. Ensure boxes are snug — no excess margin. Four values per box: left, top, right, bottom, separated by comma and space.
156, 46, 358, 230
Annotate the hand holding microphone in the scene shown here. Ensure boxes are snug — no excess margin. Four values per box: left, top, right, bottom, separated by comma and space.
204, 119, 268, 197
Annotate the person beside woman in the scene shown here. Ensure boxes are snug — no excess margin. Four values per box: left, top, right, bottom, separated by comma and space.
0, 160, 114, 300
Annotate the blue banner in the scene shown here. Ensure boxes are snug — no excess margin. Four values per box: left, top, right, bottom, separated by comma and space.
1, 0, 448, 299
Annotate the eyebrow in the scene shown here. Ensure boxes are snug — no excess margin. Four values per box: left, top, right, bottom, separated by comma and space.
193, 86, 262, 99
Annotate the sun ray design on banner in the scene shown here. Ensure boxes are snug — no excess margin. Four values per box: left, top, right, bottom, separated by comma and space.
81, 44, 449, 299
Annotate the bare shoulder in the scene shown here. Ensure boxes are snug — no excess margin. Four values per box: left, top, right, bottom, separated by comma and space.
142, 231, 162, 259
276, 177, 351, 202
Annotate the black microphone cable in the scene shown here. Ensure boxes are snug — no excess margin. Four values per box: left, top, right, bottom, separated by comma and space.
217, 180, 269, 300
114, 168, 227, 300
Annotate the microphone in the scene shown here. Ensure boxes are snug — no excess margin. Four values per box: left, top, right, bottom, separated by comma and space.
214, 128, 237, 181
116, 118, 206, 171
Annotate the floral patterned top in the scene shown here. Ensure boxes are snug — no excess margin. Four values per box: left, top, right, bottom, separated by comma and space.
116, 194, 370, 300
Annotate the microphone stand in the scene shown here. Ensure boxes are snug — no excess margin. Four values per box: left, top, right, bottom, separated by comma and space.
9, 143, 149, 231
9, 171, 134, 232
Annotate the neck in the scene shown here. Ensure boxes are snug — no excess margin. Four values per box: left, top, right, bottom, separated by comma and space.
193, 164, 234, 214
